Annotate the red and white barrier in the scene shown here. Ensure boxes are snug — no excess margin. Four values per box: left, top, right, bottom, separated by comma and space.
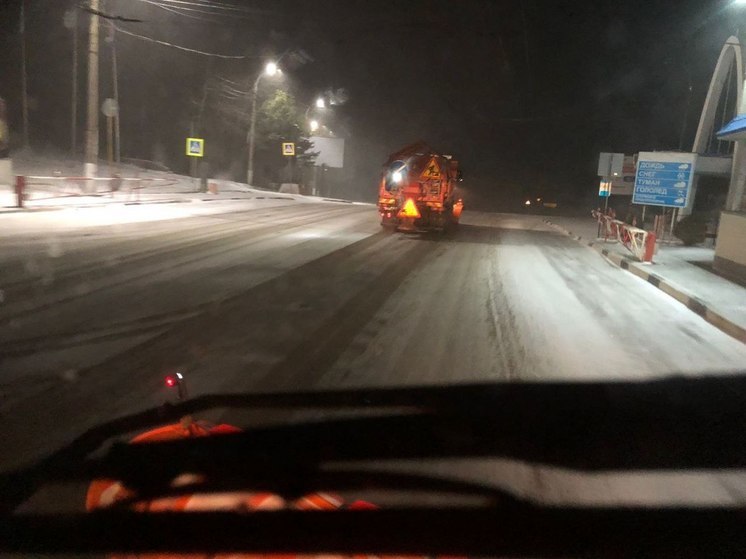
592, 209, 657, 263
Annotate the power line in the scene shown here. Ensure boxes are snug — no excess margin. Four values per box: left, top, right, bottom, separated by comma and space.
154, 0, 277, 16
137, 0, 277, 22
141, 0, 228, 23
78, 3, 143, 22
112, 23, 255, 59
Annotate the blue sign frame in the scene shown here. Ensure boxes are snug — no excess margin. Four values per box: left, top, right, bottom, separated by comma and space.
632, 154, 695, 208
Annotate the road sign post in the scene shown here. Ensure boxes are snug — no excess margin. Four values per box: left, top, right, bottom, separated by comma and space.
597, 153, 624, 229
101, 98, 118, 170
598, 152, 624, 179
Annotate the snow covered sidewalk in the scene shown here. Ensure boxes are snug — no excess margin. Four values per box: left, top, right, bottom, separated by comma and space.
545, 215, 746, 344
0, 153, 318, 213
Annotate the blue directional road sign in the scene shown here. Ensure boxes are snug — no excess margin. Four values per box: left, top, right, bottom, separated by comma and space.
632, 152, 696, 208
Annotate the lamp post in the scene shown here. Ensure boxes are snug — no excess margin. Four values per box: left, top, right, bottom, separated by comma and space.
304, 97, 326, 132
246, 61, 278, 186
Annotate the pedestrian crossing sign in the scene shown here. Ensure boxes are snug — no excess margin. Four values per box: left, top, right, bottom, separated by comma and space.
186, 137, 204, 157
420, 157, 441, 179
282, 142, 295, 156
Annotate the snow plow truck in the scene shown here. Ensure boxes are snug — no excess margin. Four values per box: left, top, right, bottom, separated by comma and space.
378, 142, 463, 231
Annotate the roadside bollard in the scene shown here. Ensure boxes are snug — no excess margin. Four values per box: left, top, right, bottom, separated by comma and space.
643, 231, 657, 263
15, 175, 25, 208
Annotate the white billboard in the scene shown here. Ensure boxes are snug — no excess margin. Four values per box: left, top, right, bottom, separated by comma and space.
309, 136, 344, 168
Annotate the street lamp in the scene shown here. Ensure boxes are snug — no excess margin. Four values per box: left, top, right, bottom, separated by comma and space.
246, 61, 279, 185
304, 97, 329, 135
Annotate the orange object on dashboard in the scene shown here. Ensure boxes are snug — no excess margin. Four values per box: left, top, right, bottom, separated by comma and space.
85, 422, 426, 559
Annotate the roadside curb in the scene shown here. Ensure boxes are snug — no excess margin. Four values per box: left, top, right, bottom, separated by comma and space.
0, 206, 64, 214
0, 198, 192, 214
544, 218, 746, 344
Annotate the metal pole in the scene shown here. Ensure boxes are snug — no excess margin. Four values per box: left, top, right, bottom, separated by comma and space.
84, 0, 100, 179
20, 0, 29, 148
106, 115, 113, 169
189, 121, 197, 185
246, 75, 260, 186
15, 175, 25, 208
71, 12, 78, 155
670, 208, 677, 237
110, 22, 120, 165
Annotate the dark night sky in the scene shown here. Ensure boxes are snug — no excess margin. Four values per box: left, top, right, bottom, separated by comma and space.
0, 0, 741, 205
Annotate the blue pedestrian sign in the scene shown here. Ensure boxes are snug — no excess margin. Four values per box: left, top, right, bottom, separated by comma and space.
186, 137, 204, 157
632, 152, 696, 208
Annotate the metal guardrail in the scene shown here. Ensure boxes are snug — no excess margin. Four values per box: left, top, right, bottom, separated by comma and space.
13, 175, 177, 207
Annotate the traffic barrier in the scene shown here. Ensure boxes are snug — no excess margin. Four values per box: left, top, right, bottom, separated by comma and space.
15, 175, 174, 205
592, 209, 657, 263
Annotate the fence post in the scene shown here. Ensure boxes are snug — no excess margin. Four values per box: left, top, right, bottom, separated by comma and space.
15, 175, 25, 208
643, 231, 656, 263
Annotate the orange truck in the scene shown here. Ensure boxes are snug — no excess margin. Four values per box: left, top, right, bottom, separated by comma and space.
378, 142, 463, 231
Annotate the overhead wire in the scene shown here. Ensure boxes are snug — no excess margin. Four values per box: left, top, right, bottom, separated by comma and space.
112, 23, 255, 59
153, 0, 276, 16
140, 0, 230, 24
137, 0, 277, 21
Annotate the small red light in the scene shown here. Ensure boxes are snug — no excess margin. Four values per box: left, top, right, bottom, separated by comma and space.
165, 376, 176, 387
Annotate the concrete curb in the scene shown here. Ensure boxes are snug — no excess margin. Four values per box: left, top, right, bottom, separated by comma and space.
0, 198, 191, 214
544, 219, 746, 344
0, 206, 65, 214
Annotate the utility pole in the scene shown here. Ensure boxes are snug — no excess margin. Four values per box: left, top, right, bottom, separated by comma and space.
84, 0, 100, 179
246, 62, 278, 186
64, 9, 78, 155
108, 21, 121, 165
246, 77, 260, 186
20, 0, 29, 148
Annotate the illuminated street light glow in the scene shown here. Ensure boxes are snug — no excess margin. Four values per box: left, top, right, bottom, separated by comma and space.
315, 97, 326, 109
525, 199, 531, 206
310, 119, 319, 132
265, 62, 278, 76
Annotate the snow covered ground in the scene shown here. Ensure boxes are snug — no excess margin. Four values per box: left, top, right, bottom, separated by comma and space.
2, 207, 746, 508
0, 151, 335, 211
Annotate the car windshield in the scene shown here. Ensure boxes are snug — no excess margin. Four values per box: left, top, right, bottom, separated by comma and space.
2, 0, 746, 557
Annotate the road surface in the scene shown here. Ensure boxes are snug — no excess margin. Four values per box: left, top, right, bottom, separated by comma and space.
2, 199, 746, 506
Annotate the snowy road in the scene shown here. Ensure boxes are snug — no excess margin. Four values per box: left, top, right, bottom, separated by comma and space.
2, 202, 746, 506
